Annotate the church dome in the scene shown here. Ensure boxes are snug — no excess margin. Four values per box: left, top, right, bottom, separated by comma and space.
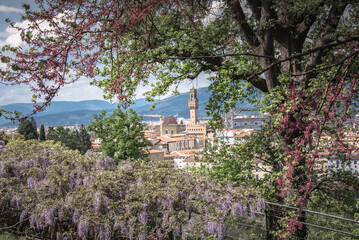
163, 116, 178, 125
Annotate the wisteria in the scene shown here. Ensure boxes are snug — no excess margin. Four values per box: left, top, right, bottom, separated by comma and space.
0, 139, 264, 239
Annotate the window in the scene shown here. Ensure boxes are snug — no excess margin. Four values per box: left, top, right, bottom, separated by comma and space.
171, 129, 174, 134
165, 130, 168, 134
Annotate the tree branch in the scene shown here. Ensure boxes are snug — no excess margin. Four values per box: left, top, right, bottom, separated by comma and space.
225, 0, 260, 49
246, 0, 262, 21
166, 52, 276, 60
249, 35, 359, 82
304, 3, 349, 81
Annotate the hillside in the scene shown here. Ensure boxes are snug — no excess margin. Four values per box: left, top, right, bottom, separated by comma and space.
0, 87, 254, 127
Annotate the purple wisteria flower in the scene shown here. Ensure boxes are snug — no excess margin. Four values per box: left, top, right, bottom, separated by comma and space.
128, 225, 134, 240
72, 210, 80, 223
98, 224, 111, 240
94, 193, 102, 212
136, 178, 143, 186
83, 176, 90, 186
207, 221, 216, 235
241, 204, 248, 217
157, 229, 162, 240
19, 211, 27, 222
0, 140, 5, 153
113, 221, 120, 231
120, 223, 128, 236
58, 208, 63, 222
0, 162, 9, 178
138, 233, 146, 240
78, 220, 89, 238
232, 202, 241, 218
227, 183, 234, 193
216, 223, 225, 239
161, 213, 168, 229
138, 210, 148, 225
250, 204, 255, 218
44, 208, 55, 225
256, 198, 266, 211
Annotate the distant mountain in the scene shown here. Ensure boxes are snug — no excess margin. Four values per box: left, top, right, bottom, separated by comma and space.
0, 100, 117, 127
0, 87, 255, 127
1, 100, 117, 116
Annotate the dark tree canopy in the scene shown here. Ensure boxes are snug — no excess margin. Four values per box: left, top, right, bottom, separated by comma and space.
17, 117, 38, 140
39, 124, 46, 141
47, 126, 91, 154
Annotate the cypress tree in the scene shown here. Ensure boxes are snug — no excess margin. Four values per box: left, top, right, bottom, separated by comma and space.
39, 124, 46, 141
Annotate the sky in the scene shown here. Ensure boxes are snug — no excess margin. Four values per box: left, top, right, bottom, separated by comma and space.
0, 0, 210, 105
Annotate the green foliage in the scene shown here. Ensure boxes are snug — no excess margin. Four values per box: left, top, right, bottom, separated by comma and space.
47, 126, 79, 149
0, 131, 10, 144
46, 125, 91, 154
305, 189, 359, 240
17, 117, 38, 140
88, 106, 151, 163
39, 124, 45, 141
77, 124, 92, 154
200, 128, 282, 201
0, 232, 17, 240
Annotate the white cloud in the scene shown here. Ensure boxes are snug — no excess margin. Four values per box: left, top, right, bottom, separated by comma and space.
0, 5, 24, 14
0, 20, 30, 47
55, 77, 105, 102
0, 85, 32, 104
0, 13, 64, 48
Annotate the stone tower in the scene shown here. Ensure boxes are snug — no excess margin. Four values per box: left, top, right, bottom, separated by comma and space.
188, 87, 199, 125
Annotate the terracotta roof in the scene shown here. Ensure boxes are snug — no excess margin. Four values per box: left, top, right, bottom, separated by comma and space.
155, 141, 168, 145
163, 116, 178, 125
231, 129, 244, 134
148, 149, 165, 154
164, 153, 180, 158
170, 137, 194, 141
155, 136, 176, 142
234, 132, 251, 138
175, 149, 199, 155
183, 157, 195, 162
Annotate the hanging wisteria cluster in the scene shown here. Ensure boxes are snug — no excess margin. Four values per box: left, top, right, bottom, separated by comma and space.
0, 139, 264, 239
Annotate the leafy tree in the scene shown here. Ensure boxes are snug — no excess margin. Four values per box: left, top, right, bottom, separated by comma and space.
17, 117, 38, 140
0, 132, 10, 144
47, 126, 54, 135
88, 106, 151, 163
47, 126, 81, 152
1, 0, 359, 237
39, 124, 46, 141
0, 139, 264, 239
46, 126, 91, 154
77, 124, 92, 154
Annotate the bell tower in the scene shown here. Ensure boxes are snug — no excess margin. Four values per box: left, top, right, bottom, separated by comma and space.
188, 87, 198, 125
